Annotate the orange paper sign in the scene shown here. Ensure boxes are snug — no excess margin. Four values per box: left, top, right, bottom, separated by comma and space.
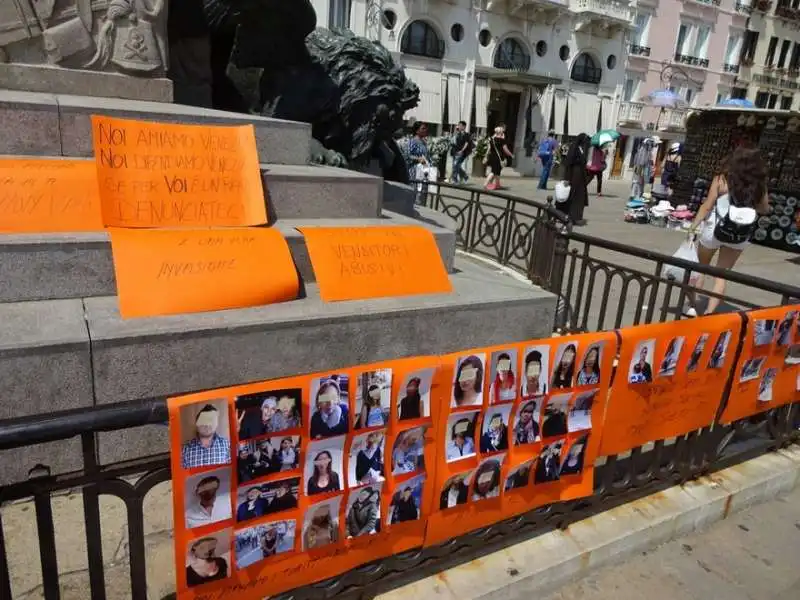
0, 157, 104, 233
168, 356, 440, 600
721, 305, 800, 424
598, 313, 743, 457
425, 332, 617, 547
92, 116, 267, 228
299, 226, 453, 302
109, 227, 299, 318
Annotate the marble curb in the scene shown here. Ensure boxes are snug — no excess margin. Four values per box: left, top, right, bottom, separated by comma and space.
376, 445, 800, 600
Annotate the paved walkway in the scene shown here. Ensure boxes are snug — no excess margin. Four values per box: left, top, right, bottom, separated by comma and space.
542, 485, 800, 600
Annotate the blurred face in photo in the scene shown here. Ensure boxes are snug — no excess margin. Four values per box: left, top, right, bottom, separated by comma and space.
196, 478, 220, 507
195, 410, 218, 440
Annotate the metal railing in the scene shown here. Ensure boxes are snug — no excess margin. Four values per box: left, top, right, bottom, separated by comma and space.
1, 182, 799, 600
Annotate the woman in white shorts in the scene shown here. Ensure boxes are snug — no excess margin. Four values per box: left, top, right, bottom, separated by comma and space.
686, 147, 770, 316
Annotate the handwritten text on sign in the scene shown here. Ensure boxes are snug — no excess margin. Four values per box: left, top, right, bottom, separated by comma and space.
299, 226, 453, 302
109, 227, 299, 318
92, 116, 267, 228
0, 158, 104, 233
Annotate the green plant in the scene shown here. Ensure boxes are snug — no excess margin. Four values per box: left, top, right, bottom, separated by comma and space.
474, 136, 489, 162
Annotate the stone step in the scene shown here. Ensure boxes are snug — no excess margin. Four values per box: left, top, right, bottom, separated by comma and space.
0, 90, 311, 165
0, 207, 453, 303
0, 258, 555, 481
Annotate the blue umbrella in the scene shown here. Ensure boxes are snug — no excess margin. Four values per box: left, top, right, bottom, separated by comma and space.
644, 89, 687, 109
718, 98, 755, 108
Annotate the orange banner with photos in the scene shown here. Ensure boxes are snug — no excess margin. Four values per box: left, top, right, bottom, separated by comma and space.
168, 356, 442, 600
721, 305, 800, 424
598, 313, 744, 457
425, 332, 617, 547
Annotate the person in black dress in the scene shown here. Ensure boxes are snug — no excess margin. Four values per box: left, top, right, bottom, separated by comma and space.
484, 127, 513, 190
398, 377, 423, 420
563, 134, 590, 226
390, 487, 419, 523
307, 450, 341, 495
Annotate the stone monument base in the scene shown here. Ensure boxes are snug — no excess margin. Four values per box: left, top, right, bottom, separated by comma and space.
0, 63, 172, 103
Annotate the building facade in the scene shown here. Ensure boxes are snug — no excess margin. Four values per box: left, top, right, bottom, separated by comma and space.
734, 0, 800, 111
614, 0, 751, 180
312, 0, 632, 176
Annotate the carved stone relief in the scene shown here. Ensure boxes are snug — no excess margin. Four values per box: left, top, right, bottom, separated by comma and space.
0, 0, 167, 77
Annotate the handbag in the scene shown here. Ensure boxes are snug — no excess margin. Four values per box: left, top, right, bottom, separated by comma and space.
554, 181, 571, 203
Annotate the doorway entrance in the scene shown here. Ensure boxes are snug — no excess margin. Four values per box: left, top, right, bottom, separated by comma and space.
611, 135, 628, 178
487, 89, 521, 150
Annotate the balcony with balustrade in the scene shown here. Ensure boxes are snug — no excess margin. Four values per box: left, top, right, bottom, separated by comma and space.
506, 0, 570, 17
629, 44, 651, 59
665, 108, 688, 130
674, 53, 710, 69
723, 63, 740, 74
617, 101, 645, 125
570, 0, 634, 32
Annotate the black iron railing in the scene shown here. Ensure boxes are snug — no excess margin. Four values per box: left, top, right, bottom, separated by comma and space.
629, 45, 651, 57
417, 181, 800, 333
2, 181, 800, 600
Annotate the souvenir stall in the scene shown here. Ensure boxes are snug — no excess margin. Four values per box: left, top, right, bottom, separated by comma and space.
673, 107, 800, 253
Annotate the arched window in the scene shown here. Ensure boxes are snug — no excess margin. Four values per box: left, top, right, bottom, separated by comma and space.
571, 53, 602, 84
494, 38, 531, 71
400, 21, 445, 59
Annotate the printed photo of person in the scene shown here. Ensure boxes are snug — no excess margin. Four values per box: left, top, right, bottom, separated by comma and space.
397, 368, 434, 421
754, 319, 777, 346
777, 311, 797, 347
387, 474, 424, 525
235, 478, 299, 523
687, 334, 709, 373
542, 394, 570, 438
439, 471, 472, 509
235, 389, 302, 442
345, 485, 382, 538
521, 345, 549, 397
236, 440, 274, 483
355, 369, 392, 430
309, 375, 350, 439
445, 411, 478, 462
186, 530, 231, 588
534, 439, 564, 484
658, 336, 685, 377
629, 339, 655, 384
235, 520, 295, 569
181, 401, 231, 470
569, 390, 597, 432
489, 349, 517, 404
740, 357, 767, 382
480, 405, 511, 454
786, 344, 800, 366
302, 497, 341, 551
349, 430, 385, 487
560, 435, 589, 476
504, 458, 535, 492
758, 368, 778, 402
472, 456, 503, 501
392, 426, 426, 475
305, 437, 344, 496
452, 354, 485, 408
513, 400, 540, 446
184, 467, 232, 529
551, 342, 578, 390
708, 331, 732, 369
576, 343, 603, 386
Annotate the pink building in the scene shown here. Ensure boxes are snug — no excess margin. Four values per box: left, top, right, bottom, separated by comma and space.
611, 0, 748, 180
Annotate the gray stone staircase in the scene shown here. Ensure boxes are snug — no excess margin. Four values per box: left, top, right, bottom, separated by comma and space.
0, 90, 557, 484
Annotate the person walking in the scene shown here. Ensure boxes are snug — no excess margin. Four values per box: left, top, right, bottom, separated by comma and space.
450, 121, 472, 184
563, 134, 590, 226
685, 147, 770, 316
484, 127, 514, 190
537, 130, 558, 190
586, 144, 607, 196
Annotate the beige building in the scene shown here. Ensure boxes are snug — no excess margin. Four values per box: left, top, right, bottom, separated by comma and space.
734, 0, 800, 110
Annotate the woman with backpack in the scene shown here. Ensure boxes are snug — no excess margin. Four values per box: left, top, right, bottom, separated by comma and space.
685, 147, 770, 317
